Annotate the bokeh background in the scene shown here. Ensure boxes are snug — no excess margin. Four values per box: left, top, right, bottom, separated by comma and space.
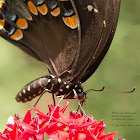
0, 0, 139, 139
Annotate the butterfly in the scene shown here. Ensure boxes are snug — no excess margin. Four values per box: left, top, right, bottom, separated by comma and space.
0, 0, 121, 104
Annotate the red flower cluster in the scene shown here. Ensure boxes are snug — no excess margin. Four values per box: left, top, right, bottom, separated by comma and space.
117, 137, 125, 140
0, 102, 118, 140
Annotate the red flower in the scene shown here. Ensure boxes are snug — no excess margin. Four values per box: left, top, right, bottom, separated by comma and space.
117, 137, 126, 140
48, 111, 117, 140
0, 102, 119, 140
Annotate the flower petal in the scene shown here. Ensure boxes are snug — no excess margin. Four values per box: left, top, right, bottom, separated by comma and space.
11, 122, 18, 140
57, 130, 69, 139
98, 131, 118, 139
59, 112, 73, 124
0, 135, 8, 140
74, 132, 87, 140
97, 124, 106, 137
94, 120, 104, 136
78, 120, 97, 129
33, 107, 50, 121
6, 116, 14, 129
16, 120, 37, 133
23, 110, 31, 124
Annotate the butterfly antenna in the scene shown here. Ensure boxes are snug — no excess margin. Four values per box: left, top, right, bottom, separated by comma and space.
86, 86, 136, 94
73, 89, 86, 116
102, 87, 136, 93
86, 85, 105, 93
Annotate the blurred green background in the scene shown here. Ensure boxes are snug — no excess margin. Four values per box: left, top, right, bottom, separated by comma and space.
0, 0, 140, 139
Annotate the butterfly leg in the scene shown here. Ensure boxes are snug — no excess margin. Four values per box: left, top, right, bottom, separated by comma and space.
32, 89, 47, 108
73, 89, 86, 115
52, 93, 56, 106
76, 100, 83, 113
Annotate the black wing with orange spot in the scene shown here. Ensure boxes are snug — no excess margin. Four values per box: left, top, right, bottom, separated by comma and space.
0, 0, 121, 83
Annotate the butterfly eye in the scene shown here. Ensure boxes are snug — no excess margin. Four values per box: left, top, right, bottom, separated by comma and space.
78, 92, 84, 98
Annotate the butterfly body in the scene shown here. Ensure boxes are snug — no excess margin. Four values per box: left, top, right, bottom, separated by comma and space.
16, 75, 85, 102
0, 0, 121, 102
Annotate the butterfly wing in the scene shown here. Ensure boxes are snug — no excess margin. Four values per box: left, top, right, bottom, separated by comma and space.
80, 0, 121, 83
0, 0, 80, 76
70, 0, 121, 83
0, 0, 121, 82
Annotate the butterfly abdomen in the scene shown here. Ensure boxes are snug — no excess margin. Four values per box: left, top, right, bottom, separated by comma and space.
16, 76, 53, 102
15, 74, 86, 102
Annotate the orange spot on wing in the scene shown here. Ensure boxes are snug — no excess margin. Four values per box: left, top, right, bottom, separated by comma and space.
51, 7, 60, 17
60, 0, 68, 1
16, 18, 28, 29
62, 15, 77, 29
10, 29, 23, 40
28, 1, 38, 15
37, 4, 48, 15
24, 98, 27, 102
0, 20, 4, 29
0, 1, 3, 8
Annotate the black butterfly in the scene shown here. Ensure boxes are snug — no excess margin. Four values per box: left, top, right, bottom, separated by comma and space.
0, 0, 121, 103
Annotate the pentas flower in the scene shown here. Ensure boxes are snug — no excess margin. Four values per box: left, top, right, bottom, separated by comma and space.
117, 137, 126, 140
0, 102, 121, 140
